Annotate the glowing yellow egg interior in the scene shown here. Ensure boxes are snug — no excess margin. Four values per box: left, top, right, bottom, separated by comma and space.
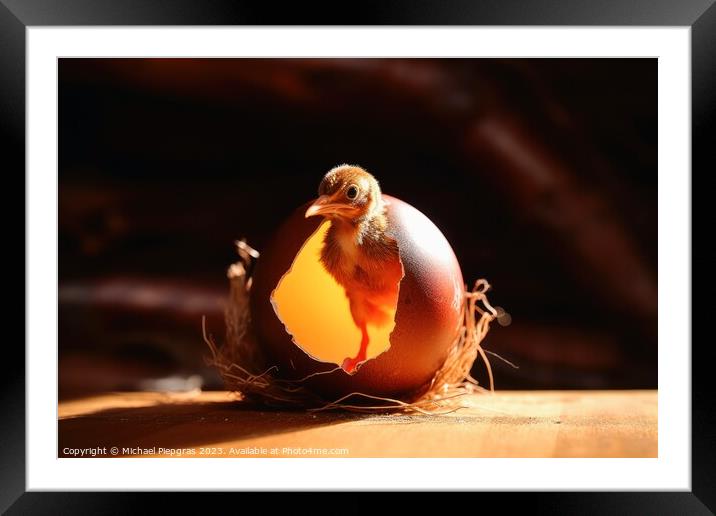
271, 220, 397, 371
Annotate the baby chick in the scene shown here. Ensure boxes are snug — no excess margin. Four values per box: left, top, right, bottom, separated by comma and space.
305, 165, 403, 374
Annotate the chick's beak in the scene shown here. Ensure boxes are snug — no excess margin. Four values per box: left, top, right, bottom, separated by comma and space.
305, 195, 340, 218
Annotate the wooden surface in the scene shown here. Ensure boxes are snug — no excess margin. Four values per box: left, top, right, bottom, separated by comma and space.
59, 390, 657, 458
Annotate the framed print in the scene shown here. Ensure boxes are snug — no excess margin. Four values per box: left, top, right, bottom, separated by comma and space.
3, 0, 712, 512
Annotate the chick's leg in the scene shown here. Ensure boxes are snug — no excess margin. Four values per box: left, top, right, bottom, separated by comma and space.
342, 322, 369, 374
342, 295, 371, 374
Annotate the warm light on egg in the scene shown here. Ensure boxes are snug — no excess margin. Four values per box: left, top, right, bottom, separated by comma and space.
271, 220, 397, 368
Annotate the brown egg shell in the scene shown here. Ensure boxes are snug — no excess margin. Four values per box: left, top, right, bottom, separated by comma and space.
250, 195, 464, 401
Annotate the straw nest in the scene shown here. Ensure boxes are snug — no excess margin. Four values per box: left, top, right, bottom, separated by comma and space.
205, 240, 498, 414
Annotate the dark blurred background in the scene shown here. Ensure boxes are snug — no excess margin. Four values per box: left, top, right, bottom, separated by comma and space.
58, 58, 657, 398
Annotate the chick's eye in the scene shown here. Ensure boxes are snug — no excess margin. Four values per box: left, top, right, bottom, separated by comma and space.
345, 185, 359, 200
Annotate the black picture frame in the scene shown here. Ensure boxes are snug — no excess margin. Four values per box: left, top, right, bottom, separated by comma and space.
3, 0, 711, 512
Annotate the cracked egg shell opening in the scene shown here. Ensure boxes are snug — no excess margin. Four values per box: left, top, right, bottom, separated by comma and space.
250, 195, 464, 401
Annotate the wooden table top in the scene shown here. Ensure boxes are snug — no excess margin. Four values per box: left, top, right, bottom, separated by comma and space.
58, 390, 657, 458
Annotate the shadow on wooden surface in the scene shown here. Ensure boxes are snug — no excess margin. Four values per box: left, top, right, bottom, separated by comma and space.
59, 392, 363, 456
